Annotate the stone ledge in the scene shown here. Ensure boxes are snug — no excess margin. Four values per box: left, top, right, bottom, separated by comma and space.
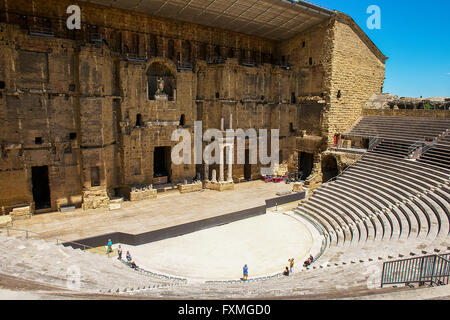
177, 181, 203, 194
292, 183, 304, 193
0, 215, 13, 227
204, 181, 234, 192
109, 197, 124, 211
10, 206, 32, 221
130, 188, 157, 202
82, 189, 110, 210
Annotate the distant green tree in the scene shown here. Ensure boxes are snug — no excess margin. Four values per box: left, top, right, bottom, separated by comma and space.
424, 103, 433, 110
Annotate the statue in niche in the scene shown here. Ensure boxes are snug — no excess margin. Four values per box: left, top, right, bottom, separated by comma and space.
155, 77, 168, 101
156, 77, 165, 94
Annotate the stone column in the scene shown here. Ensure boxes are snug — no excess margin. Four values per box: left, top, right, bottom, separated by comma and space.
211, 169, 217, 182
219, 143, 224, 182
204, 163, 209, 181
227, 144, 233, 182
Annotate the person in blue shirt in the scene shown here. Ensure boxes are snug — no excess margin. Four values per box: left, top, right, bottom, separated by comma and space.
243, 264, 248, 281
106, 239, 112, 254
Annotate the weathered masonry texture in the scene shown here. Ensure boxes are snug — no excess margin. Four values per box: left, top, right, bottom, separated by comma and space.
0, 0, 386, 213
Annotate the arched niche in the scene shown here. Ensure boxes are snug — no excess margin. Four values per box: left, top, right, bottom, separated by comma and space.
321, 154, 339, 183
147, 61, 176, 101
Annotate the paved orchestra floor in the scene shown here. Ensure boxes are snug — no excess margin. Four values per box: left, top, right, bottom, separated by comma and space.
120, 212, 313, 281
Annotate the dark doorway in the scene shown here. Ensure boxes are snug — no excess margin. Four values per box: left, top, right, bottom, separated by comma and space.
244, 149, 252, 181
179, 114, 185, 126
298, 152, 313, 180
322, 155, 339, 183
91, 167, 100, 187
31, 166, 51, 210
154, 147, 171, 182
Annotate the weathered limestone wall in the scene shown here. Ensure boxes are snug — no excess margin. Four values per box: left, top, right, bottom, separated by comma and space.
0, 0, 386, 212
326, 20, 386, 146
0, 24, 83, 211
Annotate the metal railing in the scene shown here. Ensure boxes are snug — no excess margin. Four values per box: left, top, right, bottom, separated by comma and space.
0, 226, 109, 257
126, 53, 146, 62
90, 32, 103, 43
407, 139, 437, 159
368, 134, 381, 151
29, 26, 54, 37
381, 254, 450, 288
206, 57, 225, 65
177, 60, 194, 71
239, 59, 256, 67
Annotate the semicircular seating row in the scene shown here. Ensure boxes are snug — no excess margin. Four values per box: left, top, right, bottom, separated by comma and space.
346, 116, 450, 142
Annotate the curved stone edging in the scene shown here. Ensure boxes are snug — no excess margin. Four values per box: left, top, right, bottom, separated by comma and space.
119, 259, 188, 283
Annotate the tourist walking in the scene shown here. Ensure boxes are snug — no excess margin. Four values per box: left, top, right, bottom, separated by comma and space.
243, 264, 248, 281
117, 245, 122, 260
288, 258, 295, 274
106, 239, 112, 254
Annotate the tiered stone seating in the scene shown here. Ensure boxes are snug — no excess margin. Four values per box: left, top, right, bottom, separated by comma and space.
0, 232, 179, 293
347, 116, 450, 141
419, 134, 450, 169
372, 139, 414, 158
295, 132, 450, 264
127, 253, 450, 299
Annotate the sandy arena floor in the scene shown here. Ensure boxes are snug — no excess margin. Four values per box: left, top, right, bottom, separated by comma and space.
120, 212, 313, 281
11, 181, 293, 242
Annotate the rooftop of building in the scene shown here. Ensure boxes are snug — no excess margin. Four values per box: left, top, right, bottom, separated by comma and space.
77, 0, 335, 41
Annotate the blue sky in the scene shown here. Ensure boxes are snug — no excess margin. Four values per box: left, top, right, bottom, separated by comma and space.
308, 0, 450, 98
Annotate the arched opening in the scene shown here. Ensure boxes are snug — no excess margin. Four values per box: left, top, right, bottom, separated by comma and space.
321, 155, 339, 183
298, 152, 313, 180
182, 41, 191, 62
240, 48, 246, 60
131, 33, 140, 55
252, 50, 259, 64
199, 43, 207, 60
291, 92, 296, 104
214, 45, 221, 58
149, 34, 157, 57
179, 114, 185, 126
109, 31, 122, 52
228, 47, 235, 59
0, 81, 5, 89
147, 62, 176, 101
168, 39, 175, 60
136, 113, 144, 127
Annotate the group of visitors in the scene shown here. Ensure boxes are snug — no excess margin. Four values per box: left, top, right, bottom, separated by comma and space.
107, 239, 138, 269
303, 254, 314, 267
242, 254, 314, 280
